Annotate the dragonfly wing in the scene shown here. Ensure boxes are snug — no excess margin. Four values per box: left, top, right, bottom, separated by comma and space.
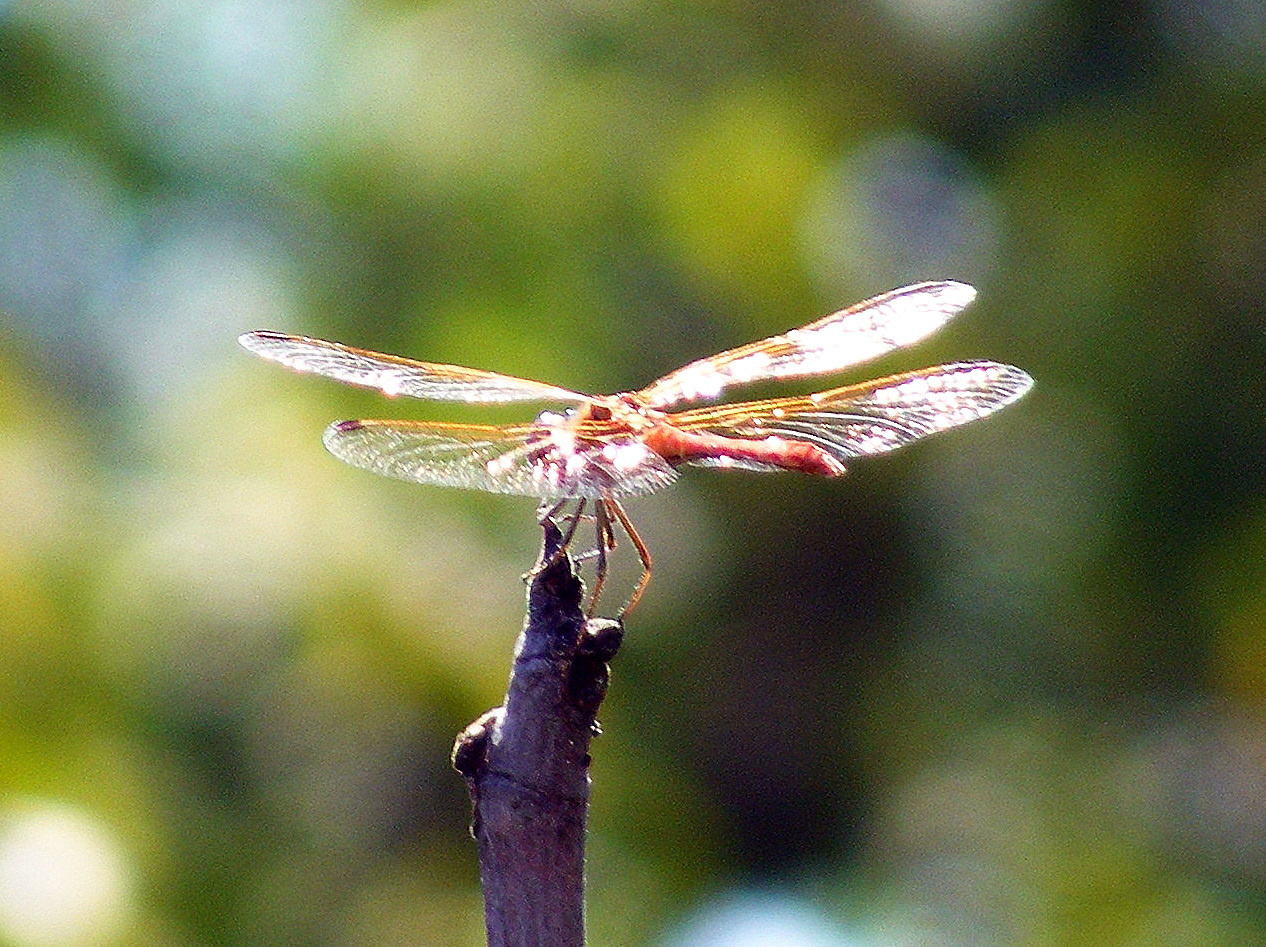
671, 361, 1032, 466
638, 281, 977, 408
323, 419, 678, 499
239, 331, 588, 404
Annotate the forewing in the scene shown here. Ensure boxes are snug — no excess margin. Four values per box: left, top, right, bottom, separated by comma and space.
670, 361, 1032, 466
323, 418, 678, 499
638, 281, 977, 408
239, 330, 588, 404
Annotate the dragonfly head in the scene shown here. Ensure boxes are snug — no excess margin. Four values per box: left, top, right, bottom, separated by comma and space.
539, 401, 617, 426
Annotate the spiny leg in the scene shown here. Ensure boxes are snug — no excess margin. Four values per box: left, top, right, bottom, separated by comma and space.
554, 498, 588, 557
606, 499, 652, 618
529, 498, 588, 579
585, 500, 622, 617
531, 498, 649, 618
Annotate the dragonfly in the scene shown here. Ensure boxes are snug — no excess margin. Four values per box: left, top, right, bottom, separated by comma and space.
240, 281, 1032, 617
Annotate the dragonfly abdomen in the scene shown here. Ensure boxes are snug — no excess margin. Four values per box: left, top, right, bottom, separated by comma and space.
644, 424, 846, 478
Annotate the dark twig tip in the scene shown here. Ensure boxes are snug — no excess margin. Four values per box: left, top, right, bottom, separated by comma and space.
530, 516, 586, 619
540, 516, 565, 559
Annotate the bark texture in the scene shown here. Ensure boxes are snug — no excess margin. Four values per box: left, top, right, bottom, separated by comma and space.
453, 520, 623, 947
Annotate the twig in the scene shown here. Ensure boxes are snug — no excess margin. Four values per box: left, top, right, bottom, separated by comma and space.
453, 519, 624, 947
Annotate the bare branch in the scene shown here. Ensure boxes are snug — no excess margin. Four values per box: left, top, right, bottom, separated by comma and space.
453, 520, 623, 947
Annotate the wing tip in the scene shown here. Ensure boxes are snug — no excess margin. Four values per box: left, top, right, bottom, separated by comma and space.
925, 279, 977, 310
990, 362, 1035, 401
325, 419, 365, 436
1011, 365, 1035, 395
238, 329, 288, 353
948, 360, 1035, 400
323, 419, 371, 459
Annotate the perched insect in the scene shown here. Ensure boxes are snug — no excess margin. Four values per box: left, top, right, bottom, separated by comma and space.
241, 281, 1032, 617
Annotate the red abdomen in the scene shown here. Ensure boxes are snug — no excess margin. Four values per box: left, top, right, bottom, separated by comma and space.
644, 424, 845, 477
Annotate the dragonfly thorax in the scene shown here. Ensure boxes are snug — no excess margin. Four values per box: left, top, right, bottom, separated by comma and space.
512, 395, 676, 498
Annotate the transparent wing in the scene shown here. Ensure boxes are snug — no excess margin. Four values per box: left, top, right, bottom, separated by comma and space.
669, 361, 1033, 465
323, 418, 678, 499
637, 281, 977, 409
239, 330, 588, 404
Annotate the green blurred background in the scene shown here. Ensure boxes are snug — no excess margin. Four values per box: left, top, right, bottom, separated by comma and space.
2, 0, 1266, 944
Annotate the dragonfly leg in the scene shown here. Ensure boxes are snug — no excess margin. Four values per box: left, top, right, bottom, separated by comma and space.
530, 498, 648, 619
527, 499, 588, 580
606, 499, 652, 618
554, 498, 588, 557
585, 501, 621, 617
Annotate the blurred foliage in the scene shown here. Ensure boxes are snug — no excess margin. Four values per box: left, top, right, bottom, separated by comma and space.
2, 0, 1266, 944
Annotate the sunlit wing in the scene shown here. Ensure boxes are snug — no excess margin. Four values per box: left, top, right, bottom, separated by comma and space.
239, 330, 589, 404
668, 361, 1033, 467
636, 281, 978, 409
323, 418, 678, 500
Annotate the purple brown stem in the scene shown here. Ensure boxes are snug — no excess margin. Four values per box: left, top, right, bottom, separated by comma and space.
452, 519, 623, 947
